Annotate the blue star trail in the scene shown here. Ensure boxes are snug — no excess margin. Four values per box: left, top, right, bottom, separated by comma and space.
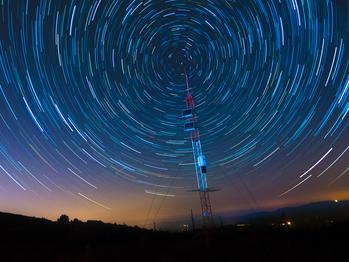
0, 0, 348, 218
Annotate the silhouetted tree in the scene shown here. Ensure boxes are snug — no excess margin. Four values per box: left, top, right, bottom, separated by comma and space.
57, 214, 69, 224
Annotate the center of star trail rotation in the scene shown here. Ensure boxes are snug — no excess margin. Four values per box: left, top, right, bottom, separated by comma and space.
0, 0, 348, 220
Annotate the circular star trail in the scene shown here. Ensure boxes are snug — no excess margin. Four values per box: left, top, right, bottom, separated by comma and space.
0, 0, 348, 208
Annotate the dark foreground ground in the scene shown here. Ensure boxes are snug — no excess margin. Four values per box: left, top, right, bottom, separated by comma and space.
0, 212, 348, 262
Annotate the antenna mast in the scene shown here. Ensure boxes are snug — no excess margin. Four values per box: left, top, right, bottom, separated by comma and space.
182, 70, 213, 225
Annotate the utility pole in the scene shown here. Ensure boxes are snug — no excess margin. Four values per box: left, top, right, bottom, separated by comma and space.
191, 208, 195, 231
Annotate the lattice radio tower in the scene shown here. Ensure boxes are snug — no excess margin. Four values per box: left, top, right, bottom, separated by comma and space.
182, 70, 213, 225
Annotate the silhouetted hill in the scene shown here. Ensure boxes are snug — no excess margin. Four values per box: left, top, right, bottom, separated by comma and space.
1, 203, 349, 261
231, 200, 349, 226
0, 211, 51, 225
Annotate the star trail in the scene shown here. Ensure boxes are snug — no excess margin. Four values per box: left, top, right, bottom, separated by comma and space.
0, 0, 348, 225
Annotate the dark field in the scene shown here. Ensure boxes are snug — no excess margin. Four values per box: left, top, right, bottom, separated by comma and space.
0, 211, 348, 262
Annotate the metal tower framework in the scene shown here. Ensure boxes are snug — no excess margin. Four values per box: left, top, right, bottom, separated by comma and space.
183, 71, 213, 225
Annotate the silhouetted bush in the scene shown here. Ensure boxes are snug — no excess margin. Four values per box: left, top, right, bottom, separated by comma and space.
57, 214, 69, 223
72, 218, 82, 224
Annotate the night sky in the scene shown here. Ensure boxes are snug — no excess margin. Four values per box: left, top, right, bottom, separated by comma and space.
0, 0, 349, 227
